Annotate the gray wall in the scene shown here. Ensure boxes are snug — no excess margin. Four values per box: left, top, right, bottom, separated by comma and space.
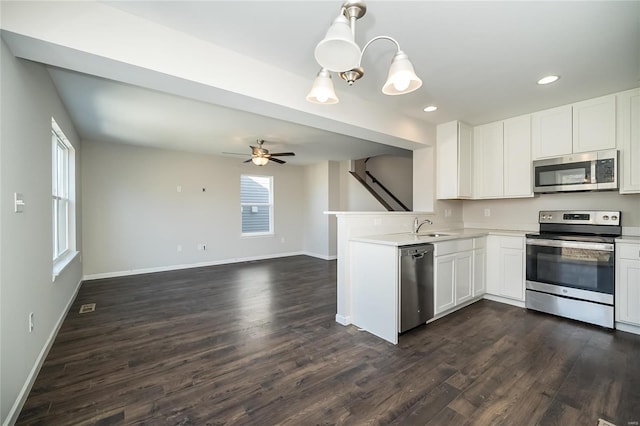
302, 161, 340, 259
81, 139, 308, 277
1, 42, 83, 424
366, 154, 413, 210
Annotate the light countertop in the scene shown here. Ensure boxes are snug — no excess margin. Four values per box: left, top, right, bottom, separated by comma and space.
617, 235, 640, 244
351, 228, 529, 247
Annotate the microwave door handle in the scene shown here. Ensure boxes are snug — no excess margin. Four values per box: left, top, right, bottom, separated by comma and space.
526, 239, 614, 251
591, 161, 596, 183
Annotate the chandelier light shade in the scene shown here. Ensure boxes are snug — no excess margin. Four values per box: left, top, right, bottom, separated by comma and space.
308, 1, 422, 104
314, 14, 361, 72
251, 156, 269, 166
381, 51, 423, 95
306, 68, 339, 104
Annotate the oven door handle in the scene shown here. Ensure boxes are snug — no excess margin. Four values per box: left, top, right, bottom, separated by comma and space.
526, 238, 614, 251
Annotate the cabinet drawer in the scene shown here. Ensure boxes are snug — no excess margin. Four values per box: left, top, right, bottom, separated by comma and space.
434, 238, 473, 256
618, 243, 640, 260
499, 236, 524, 249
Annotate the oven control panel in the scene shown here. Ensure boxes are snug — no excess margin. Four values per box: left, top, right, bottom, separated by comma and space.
539, 210, 620, 226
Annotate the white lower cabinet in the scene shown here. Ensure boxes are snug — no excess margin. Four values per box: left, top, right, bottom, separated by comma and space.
616, 242, 640, 328
435, 254, 456, 314
434, 237, 485, 315
473, 241, 486, 297
486, 235, 525, 303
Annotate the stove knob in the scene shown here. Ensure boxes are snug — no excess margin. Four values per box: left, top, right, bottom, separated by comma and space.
612, 215, 618, 221
603, 215, 609, 220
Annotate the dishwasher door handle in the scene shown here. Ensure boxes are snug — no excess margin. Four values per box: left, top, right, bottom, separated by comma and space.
413, 253, 425, 259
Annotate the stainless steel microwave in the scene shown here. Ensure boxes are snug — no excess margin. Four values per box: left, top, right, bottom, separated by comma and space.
533, 149, 618, 193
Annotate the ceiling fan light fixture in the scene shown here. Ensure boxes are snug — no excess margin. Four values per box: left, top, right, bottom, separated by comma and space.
306, 68, 339, 104
314, 14, 362, 72
382, 51, 422, 95
251, 156, 269, 166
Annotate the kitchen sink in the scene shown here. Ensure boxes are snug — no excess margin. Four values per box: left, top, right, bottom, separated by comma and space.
409, 232, 457, 238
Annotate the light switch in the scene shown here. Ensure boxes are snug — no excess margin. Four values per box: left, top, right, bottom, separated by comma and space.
14, 193, 25, 213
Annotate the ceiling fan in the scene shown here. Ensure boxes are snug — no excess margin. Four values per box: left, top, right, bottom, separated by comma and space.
226, 139, 295, 166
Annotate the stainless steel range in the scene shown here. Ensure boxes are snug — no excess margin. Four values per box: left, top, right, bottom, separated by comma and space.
525, 210, 621, 328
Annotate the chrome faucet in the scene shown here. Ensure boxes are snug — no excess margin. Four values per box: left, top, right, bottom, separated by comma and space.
413, 217, 433, 234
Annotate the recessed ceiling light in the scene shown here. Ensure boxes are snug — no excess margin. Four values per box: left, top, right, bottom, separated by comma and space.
423, 105, 438, 112
537, 75, 560, 85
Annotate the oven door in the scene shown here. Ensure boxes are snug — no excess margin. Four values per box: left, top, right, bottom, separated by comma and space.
526, 238, 614, 296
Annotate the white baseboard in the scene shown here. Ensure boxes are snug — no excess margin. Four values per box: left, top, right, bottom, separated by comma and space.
483, 293, 526, 308
4, 278, 82, 426
83, 251, 336, 281
335, 314, 351, 325
616, 321, 640, 336
302, 251, 337, 261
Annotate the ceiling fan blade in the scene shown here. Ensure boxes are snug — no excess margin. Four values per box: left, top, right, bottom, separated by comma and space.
269, 152, 295, 157
222, 152, 249, 156
269, 157, 286, 164
243, 159, 253, 163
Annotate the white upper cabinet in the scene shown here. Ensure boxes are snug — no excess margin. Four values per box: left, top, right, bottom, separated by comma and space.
532, 95, 617, 160
572, 95, 617, 153
473, 122, 504, 198
531, 105, 573, 159
503, 115, 533, 198
473, 115, 533, 199
436, 121, 472, 199
617, 88, 640, 194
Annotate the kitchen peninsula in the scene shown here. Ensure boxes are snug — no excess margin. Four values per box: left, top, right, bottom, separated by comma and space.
329, 211, 531, 344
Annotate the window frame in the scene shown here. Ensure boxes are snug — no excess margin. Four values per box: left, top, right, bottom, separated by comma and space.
240, 174, 274, 237
52, 118, 77, 279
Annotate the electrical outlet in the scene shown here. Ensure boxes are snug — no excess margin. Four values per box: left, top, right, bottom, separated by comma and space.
177, 185, 182, 193
29, 312, 34, 332
197, 244, 202, 251
281, 237, 285, 243
177, 245, 182, 252
445, 209, 452, 217
484, 208, 491, 217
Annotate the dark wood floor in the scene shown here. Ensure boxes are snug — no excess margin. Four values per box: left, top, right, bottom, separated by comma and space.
18, 256, 640, 425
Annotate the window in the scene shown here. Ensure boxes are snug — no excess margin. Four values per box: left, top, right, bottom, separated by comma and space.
52, 118, 76, 268
241, 175, 273, 235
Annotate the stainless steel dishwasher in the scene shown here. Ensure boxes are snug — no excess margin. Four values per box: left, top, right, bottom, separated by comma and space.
399, 244, 435, 333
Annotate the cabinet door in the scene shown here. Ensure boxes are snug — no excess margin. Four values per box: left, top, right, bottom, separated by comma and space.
503, 115, 533, 197
474, 122, 504, 198
455, 251, 473, 305
458, 122, 473, 198
436, 121, 473, 199
435, 254, 456, 314
616, 253, 640, 325
532, 105, 572, 159
573, 95, 616, 153
618, 88, 640, 193
436, 121, 459, 199
500, 247, 525, 301
473, 248, 486, 296
485, 236, 500, 295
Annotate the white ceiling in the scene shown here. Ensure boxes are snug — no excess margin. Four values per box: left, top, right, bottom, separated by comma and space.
4, 1, 640, 164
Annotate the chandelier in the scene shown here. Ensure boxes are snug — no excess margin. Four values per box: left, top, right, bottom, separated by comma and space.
306, 1, 422, 104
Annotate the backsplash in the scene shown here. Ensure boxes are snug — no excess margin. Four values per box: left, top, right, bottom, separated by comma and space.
462, 191, 640, 233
